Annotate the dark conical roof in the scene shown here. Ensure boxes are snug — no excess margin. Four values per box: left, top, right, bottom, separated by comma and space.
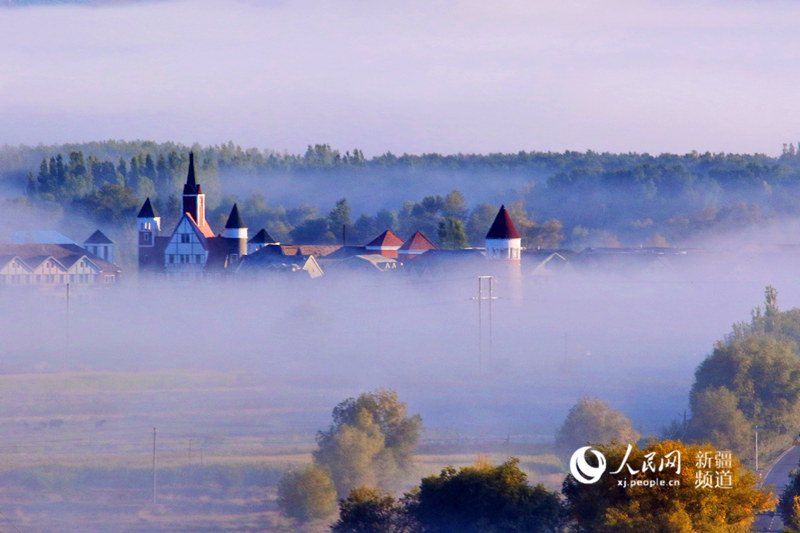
137, 197, 157, 218
249, 228, 276, 244
183, 152, 201, 195
485, 205, 521, 239
225, 203, 246, 229
84, 229, 113, 244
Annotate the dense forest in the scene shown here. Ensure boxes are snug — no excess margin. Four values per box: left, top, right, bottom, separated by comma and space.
3, 140, 800, 252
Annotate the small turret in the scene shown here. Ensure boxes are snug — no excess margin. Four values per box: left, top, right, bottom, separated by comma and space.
224, 203, 247, 263
485, 205, 521, 263
137, 197, 161, 269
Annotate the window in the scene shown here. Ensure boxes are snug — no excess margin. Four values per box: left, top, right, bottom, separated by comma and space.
196, 254, 203, 263
181, 234, 190, 243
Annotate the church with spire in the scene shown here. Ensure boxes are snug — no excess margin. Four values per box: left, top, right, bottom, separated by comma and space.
136, 152, 249, 279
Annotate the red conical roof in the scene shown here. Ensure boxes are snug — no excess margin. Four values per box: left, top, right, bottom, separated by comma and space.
485, 205, 520, 239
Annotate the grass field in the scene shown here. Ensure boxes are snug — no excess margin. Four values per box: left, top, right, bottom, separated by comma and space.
0, 369, 566, 533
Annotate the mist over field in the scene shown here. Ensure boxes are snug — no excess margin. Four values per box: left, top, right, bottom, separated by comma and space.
3, 258, 795, 441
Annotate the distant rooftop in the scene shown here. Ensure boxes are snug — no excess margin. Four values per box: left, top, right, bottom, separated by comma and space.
12, 231, 78, 246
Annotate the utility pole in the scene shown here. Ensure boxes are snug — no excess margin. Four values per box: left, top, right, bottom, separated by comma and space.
475, 276, 497, 362
754, 425, 786, 472
65, 283, 70, 351
152, 427, 157, 505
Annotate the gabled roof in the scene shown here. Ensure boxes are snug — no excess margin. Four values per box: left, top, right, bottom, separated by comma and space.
366, 230, 404, 248
399, 231, 437, 252
137, 197, 157, 218
183, 152, 202, 195
248, 228, 276, 244
0, 244, 120, 273
12, 230, 78, 246
182, 212, 215, 239
225, 203, 246, 229
0, 255, 30, 272
486, 205, 521, 239
60, 255, 101, 272
174, 212, 214, 243
84, 230, 113, 244
27, 255, 67, 272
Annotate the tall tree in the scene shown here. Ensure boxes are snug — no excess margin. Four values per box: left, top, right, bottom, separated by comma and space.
437, 217, 468, 249
277, 463, 337, 522
555, 397, 639, 464
329, 198, 352, 242
409, 458, 563, 533
314, 389, 422, 496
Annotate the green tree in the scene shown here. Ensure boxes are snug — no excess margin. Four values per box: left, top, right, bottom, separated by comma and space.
466, 203, 498, 245
442, 190, 467, 219
375, 209, 398, 233
314, 389, 422, 496
555, 398, 639, 464
332, 487, 411, 533
409, 458, 564, 533
562, 441, 774, 533
351, 214, 378, 245
329, 198, 352, 242
686, 387, 751, 456
76, 184, 140, 225
689, 334, 800, 460
290, 217, 335, 244
437, 217, 468, 249
778, 459, 800, 529
276, 463, 337, 522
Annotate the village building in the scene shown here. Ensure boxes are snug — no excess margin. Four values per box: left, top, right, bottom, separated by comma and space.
0, 230, 121, 286
137, 152, 268, 280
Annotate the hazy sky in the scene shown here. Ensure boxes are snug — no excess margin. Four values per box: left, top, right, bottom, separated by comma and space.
2, 0, 799, 156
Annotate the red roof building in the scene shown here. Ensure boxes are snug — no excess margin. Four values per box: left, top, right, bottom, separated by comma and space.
365, 230, 404, 258
398, 231, 437, 259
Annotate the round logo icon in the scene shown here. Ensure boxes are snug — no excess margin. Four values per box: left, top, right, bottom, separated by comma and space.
569, 446, 607, 484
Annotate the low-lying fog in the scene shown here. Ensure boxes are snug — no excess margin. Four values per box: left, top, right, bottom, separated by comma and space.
3, 263, 794, 441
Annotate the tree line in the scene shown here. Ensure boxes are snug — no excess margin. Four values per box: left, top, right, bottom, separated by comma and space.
8, 140, 800, 250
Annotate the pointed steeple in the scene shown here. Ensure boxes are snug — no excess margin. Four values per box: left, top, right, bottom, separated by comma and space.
182, 152, 207, 229
486, 205, 521, 239
225, 203, 245, 229
183, 152, 202, 195
137, 197, 157, 218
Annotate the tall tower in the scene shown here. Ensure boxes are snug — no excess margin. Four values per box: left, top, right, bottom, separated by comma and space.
137, 197, 161, 269
224, 203, 248, 264
182, 152, 206, 229
485, 205, 522, 263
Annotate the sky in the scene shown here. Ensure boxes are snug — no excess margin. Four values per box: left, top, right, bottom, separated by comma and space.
2, 0, 800, 156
